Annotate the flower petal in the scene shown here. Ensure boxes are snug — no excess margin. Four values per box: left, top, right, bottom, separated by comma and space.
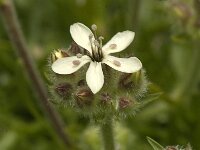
70, 23, 94, 54
102, 31, 135, 54
86, 62, 104, 94
103, 55, 142, 73
52, 55, 91, 74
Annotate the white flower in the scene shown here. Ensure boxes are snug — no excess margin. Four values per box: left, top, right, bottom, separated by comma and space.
52, 23, 142, 94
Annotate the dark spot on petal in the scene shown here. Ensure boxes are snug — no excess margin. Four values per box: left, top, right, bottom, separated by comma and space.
109, 44, 117, 49
72, 60, 81, 66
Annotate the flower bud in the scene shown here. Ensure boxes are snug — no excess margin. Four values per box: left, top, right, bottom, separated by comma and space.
77, 79, 86, 87
119, 71, 142, 89
171, 1, 192, 23
55, 83, 73, 97
118, 73, 133, 89
75, 88, 94, 107
118, 70, 147, 98
118, 97, 132, 110
165, 146, 178, 150
100, 92, 112, 105
51, 49, 69, 63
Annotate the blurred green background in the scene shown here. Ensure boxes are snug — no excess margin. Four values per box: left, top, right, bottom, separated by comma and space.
0, 0, 200, 149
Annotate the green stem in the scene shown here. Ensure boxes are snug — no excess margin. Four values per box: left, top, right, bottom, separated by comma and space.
128, 0, 141, 30
171, 0, 200, 101
175, 0, 200, 99
101, 119, 115, 150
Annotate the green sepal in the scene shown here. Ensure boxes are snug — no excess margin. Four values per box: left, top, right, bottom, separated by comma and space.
147, 137, 164, 150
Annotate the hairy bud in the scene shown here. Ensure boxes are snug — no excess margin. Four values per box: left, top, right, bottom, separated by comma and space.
51, 49, 69, 63
75, 88, 94, 107
170, 1, 192, 23
165, 144, 193, 150
118, 70, 147, 98
77, 79, 86, 87
55, 83, 73, 97
100, 92, 112, 105
165, 146, 178, 150
119, 73, 133, 89
118, 97, 132, 110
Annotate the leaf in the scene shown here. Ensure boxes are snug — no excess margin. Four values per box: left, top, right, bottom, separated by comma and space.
147, 137, 164, 150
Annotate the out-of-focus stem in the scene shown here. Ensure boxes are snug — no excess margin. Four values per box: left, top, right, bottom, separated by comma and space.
129, 0, 141, 30
0, 0, 72, 148
101, 119, 115, 150
194, 0, 200, 14
182, 0, 200, 96
194, 0, 200, 27
173, 0, 200, 100
179, 47, 200, 97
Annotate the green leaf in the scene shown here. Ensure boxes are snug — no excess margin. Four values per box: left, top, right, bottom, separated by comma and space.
147, 137, 164, 150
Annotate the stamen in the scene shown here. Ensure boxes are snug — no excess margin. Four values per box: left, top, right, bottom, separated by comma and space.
113, 60, 121, 67
89, 34, 95, 58
99, 36, 104, 41
89, 34, 93, 40
109, 44, 117, 49
97, 36, 104, 60
91, 24, 98, 39
94, 40, 100, 47
89, 25, 104, 62
72, 60, 81, 66
91, 24, 97, 31
76, 53, 82, 58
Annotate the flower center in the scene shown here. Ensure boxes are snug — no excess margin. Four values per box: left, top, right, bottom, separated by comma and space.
88, 24, 104, 62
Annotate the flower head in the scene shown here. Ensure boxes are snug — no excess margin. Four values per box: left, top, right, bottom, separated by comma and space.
52, 23, 142, 94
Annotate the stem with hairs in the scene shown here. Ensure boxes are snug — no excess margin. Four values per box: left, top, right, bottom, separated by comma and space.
101, 119, 115, 150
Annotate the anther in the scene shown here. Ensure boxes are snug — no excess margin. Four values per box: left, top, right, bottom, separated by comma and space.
72, 60, 81, 66
76, 53, 82, 58
109, 44, 117, 49
99, 36, 104, 40
113, 60, 121, 67
91, 24, 97, 31
94, 40, 100, 47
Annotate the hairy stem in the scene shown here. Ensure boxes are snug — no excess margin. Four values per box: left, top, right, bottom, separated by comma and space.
101, 119, 115, 150
0, 0, 72, 148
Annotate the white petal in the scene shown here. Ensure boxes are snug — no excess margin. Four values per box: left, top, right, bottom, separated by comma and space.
102, 31, 135, 54
70, 23, 94, 54
52, 55, 91, 74
103, 55, 142, 73
86, 62, 104, 94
